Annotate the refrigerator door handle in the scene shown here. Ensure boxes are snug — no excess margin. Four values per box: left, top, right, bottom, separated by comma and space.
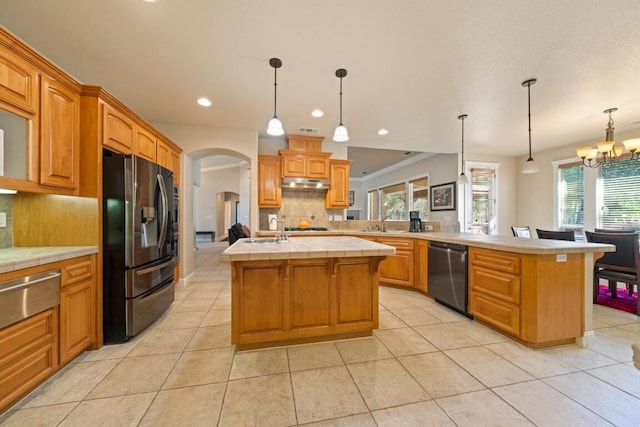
157, 173, 169, 249
135, 258, 175, 276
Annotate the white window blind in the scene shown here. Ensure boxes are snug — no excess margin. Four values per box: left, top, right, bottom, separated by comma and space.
558, 162, 584, 230
598, 159, 640, 229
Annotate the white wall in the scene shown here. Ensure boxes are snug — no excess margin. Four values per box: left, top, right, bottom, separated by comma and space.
195, 167, 241, 232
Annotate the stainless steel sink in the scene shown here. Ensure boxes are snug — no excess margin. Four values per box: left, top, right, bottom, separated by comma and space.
243, 238, 280, 244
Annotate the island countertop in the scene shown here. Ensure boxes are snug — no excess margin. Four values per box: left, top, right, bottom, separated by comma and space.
255, 230, 614, 255
222, 236, 396, 261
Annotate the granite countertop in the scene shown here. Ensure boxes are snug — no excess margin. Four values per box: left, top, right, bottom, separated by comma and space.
0, 246, 99, 274
223, 236, 396, 261
255, 230, 615, 255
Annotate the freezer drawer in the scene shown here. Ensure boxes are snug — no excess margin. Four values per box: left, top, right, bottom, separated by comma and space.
126, 257, 174, 298
126, 279, 174, 336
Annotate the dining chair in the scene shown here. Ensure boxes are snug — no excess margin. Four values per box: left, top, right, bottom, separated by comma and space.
536, 229, 576, 241
585, 231, 639, 314
595, 228, 637, 233
511, 226, 532, 238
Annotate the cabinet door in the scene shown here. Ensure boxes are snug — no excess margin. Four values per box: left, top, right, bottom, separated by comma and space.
258, 155, 281, 207
59, 280, 93, 364
170, 149, 180, 186
0, 48, 38, 114
135, 127, 157, 162
377, 239, 415, 287
414, 240, 428, 293
326, 160, 351, 208
40, 76, 79, 190
157, 140, 170, 169
281, 154, 305, 177
103, 103, 134, 154
305, 155, 329, 179
59, 256, 95, 365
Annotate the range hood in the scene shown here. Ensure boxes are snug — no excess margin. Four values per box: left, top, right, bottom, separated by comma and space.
282, 177, 330, 191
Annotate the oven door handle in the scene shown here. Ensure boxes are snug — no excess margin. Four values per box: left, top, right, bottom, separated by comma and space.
135, 259, 174, 276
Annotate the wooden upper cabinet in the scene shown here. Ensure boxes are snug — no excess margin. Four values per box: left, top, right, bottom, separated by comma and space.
135, 126, 156, 162
258, 155, 282, 207
326, 159, 351, 208
157, 139, 181, 186
281, 151, 331, 179
0, 47, 38, 114
103, 103, 134, 154
39, 76, 79, 190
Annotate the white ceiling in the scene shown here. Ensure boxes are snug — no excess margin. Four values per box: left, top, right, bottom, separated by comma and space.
3, 0, 640, 174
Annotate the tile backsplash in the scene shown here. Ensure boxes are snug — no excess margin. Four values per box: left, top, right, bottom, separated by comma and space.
0, 194, 13, 248
259, 189, 344, 230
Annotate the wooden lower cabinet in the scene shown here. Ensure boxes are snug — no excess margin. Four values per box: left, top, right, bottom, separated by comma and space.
469, 247, 584, 348
59, 255, 96, 365
231, 256, 382, 350
377, 238, 415, 288
414, 239, 428, 293
0, 308, 59, 413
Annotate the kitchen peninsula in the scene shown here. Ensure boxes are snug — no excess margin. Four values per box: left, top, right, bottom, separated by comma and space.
249, 230, 615, 349
223, 236, 395, 350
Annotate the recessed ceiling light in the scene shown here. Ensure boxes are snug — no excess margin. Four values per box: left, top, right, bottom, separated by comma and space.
311, 109, 324, 118
143, 0, 157, 3
197, 97, 212, 107
378, 129, 389, 135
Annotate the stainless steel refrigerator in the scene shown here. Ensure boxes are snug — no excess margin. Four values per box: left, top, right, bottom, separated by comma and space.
102, 150, 175, 343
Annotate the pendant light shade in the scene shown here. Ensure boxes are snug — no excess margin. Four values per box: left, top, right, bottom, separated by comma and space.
521, 78, 540, 174
333, 68, 349, 142
266, 58, 284, 136
457, 114, 469, 185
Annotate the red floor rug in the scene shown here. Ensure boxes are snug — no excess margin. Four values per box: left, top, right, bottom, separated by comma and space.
596, 285, 638, 315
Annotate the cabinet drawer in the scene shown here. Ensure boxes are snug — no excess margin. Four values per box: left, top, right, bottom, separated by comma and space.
470, 248, 520, 274
470, 293, 520, 336
377, 238, 415, 251
0, 340, 58, 413
470, 266, 520, 304
0, 308, 57, 363
61, 256, 95, 288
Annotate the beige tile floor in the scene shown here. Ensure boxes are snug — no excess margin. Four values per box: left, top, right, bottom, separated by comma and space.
2, 242, 640, 426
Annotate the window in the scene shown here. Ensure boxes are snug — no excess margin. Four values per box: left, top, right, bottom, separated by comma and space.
558, 162, 584, 231
410, 177, 429, 219
381, 182, 406, 220
598, 159, 640, 229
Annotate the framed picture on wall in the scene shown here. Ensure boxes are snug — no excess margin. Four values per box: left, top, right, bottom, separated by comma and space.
349, 191, 355, 206
430, 182, 456, 211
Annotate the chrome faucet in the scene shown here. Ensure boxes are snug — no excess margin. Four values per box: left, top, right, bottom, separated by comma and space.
272, 215, 288, 242
381, 215, 392, 232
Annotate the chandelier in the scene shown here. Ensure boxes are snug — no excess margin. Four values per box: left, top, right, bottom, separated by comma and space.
576, 108, 640, 168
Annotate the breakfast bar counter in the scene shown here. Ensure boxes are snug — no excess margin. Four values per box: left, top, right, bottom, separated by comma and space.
223, 237, 395, 350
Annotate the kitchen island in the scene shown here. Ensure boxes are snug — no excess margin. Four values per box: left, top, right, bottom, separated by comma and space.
222, 236, 395, 350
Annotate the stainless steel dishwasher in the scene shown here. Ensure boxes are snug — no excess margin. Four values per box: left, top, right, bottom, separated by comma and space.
427, 241, 471, 318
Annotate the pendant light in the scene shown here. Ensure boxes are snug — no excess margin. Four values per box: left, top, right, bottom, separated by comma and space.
266, 58, 284, 136
457, 114, 468, 185
333, 68, 349, 142
521, 78, 540, 174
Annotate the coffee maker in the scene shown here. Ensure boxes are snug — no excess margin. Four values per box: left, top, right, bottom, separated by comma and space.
409, 211, 422, 232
